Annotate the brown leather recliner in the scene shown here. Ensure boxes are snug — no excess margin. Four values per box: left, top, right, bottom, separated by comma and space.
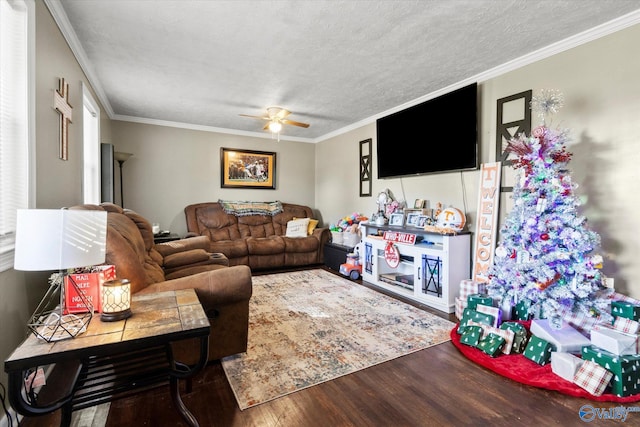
70, 203, 252, 363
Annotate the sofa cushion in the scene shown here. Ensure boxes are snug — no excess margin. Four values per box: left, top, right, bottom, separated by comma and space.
209, 239, 250, 258
246, 236, 285, 255
238, 215, 276, 238
283, 236, 319, 253
285, 218, 310, 238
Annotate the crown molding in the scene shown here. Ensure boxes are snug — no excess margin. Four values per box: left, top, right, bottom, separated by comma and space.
112, 114, 315, 143
44, 0, 640, 144
44, 0, 115, 118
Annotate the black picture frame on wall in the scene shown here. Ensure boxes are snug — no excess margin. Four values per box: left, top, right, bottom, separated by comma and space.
359, 138, 372, 197
220, 147, 276, 189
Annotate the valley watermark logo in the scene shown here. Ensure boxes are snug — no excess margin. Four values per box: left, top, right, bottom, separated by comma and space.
579, 404, 640, 422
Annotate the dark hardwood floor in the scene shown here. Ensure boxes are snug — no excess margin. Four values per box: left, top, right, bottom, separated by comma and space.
20, 267, 626, 426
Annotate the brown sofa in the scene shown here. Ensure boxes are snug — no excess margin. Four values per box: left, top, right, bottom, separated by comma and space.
184, 201, 330, 270
70, 203, 252, 363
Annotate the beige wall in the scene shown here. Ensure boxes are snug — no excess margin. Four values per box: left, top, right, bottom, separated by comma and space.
0, 0, 112, 387
110, 121, 318, 236
316, 23, 640, 299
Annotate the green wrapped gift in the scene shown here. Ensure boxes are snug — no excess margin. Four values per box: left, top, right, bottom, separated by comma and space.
457, 308, 496, 334
500, 321, 529, 354
611, 301, 640, 321
467, 294, 493, 310
514, 299, 532, 321
582, 345, 640, 397
477, 333, 505, 357
523, 335, 554, 365
460, 325, 483, 347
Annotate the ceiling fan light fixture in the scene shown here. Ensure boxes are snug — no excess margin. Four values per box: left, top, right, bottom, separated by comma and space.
268, 121, 282, 133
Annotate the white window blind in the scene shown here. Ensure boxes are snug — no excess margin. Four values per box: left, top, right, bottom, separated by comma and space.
0, 0, 32, 272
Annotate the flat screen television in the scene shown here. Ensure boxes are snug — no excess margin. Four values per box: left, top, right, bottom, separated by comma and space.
376, 82, 478, 179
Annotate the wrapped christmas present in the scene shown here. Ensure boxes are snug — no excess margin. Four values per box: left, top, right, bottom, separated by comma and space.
460, 325, 483, 347
514, 299, 532, 321
582, 346, 640, 397
475, 304, 502, 327
468, 320, 515, 354
477, 333, 505, 358
467, 294, 493, 310
611, 300, 640, 321
459, 279, 486, 300
523, 335, 554, 366
591, 326, 638, 356
456, 308, 495, 334
455, 296, 467, 320
530, 319, 590, 355
500, 322, 529, 354
551, 352, 584, 383
612, 316, 640, 335
573, 360, 613, 397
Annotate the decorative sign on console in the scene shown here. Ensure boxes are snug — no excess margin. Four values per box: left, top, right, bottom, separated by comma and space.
383, 230, 417, 245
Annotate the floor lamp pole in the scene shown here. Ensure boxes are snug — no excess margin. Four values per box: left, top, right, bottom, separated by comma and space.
114, 152, 133, 208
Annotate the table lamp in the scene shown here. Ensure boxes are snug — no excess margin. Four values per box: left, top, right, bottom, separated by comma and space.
14, 209, 107, 342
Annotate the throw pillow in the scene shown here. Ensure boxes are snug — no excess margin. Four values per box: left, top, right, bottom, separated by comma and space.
294, 217, 319, 235
286, 218, 310, 238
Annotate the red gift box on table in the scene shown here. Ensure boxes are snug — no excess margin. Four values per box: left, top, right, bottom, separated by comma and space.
64, 265, 116, 313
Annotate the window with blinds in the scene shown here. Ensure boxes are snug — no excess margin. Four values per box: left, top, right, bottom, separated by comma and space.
0, 0, 33, 272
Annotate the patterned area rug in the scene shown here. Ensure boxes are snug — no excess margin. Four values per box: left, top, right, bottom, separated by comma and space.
222, 269, 454, 410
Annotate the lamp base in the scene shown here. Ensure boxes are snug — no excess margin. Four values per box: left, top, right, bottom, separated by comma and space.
27, 272, 94, 342
101, 308, 132, 322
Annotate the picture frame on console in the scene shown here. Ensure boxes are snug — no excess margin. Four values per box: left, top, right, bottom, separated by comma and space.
389, 213, 404, 227
406, 212, 421, 227
221, 147, 276, 189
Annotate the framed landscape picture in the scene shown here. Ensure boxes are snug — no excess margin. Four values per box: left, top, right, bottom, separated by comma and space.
221, 148, 276, 189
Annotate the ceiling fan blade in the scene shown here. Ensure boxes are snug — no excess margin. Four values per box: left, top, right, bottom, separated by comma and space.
239, 114, 270, 121
275, 108, 291, 120
282, 119, 310, 128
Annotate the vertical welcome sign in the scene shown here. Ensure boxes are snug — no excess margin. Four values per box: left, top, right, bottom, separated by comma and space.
472, 162, 501, 283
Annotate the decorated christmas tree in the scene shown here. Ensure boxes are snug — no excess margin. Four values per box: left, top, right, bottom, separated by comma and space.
487, 90, 613, 323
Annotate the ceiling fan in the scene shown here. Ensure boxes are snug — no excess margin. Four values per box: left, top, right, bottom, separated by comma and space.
240, 107, 310, 140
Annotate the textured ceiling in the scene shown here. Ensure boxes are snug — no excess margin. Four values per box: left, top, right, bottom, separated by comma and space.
51, 0, 640, 142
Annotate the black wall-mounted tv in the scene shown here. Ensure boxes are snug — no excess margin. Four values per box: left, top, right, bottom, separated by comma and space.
376, 82, 478, 179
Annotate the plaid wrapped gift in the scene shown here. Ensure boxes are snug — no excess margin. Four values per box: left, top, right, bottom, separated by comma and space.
514, 299, 532, 321
523, 335, 554, 365
590, 326, 638, 356
477, 333, 505, 357
551, 352, 584, 383
459, 279, 486, 300
455, 296, 467, 320
612, 316, 640, 335
530, 319, 590, 355
612, 301, 640, 321
460, 325, 483, 347
467, 294, 493, 310
573, 360, 613, 397
582, 345, 640, 397
500, 322, 529, 353
468, 320, 515, 354
476, 304, 502, 327
456, 308, 495, 334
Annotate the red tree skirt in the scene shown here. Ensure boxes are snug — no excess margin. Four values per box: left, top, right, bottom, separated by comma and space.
450, 325, 640, 402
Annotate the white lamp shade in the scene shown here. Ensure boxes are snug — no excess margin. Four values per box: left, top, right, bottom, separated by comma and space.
14, 209, 107, 271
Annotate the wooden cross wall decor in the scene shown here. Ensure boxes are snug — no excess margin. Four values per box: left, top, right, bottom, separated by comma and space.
54, 78, 73, 160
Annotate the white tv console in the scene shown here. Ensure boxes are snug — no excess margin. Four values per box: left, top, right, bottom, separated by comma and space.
359, 222, 471, 313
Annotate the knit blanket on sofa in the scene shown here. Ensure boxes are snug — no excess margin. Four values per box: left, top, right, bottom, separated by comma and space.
218, 200, 284, 216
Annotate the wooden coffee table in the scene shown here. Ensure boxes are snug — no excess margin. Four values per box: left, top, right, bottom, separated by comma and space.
4, 288, 210, 427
